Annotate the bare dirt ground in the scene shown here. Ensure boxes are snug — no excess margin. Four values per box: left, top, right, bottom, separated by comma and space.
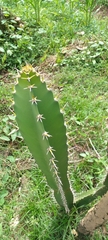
94, 5, 108, 18
78, 192, 108, 235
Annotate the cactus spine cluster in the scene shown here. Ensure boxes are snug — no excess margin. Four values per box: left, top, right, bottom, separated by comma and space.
14, 65, 73, 212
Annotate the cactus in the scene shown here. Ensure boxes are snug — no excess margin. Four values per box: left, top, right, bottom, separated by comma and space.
14, 65, 108, 213
14, 65, 73, 213
75, 172, 108, 207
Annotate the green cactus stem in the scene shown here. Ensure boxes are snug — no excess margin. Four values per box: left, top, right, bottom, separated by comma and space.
75, 172, 108, 207
14, 65, 108, 212
14, 65, 73, 212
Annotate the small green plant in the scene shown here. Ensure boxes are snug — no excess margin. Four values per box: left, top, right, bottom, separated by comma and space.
85, 0, 95, 26
0, 8, 49, 71
13, 65, 108, 213
0, 115, 22, 142
59, 40, 108, 68
25, 0, 42, 23
80, 0, 95, 26
97, 0, 108, 6
0, 146, 15, 207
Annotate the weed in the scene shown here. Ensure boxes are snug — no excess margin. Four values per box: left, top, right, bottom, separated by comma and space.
0, 8, 49, 71
81, 0, 96, 26
25, 0, 42, 23
97, 0, 108, 7
59, 39, 108, 69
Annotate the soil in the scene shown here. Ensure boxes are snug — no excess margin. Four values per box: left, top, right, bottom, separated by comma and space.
94, 5, 108, 18
78, 192, 108, 235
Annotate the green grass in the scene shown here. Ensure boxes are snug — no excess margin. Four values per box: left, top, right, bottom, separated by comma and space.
57, 66, 108, 192
0, 1, 108, 239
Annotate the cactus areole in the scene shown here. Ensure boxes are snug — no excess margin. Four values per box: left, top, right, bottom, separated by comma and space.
14, 65, 74, 213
